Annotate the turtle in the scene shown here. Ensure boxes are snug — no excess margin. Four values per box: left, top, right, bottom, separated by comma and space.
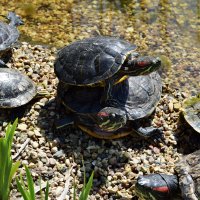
181, 94, 200, 133
135, 149, 200, 200
54, 36, 161, 102
0, 67, 48, 109
55, 71, 162, 139
0, 12, 23, 66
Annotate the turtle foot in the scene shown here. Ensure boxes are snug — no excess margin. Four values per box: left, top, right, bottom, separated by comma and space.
134, 125, 165, 144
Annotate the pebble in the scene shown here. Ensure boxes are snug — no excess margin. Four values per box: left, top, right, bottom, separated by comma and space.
18, 123, 28, 131
55, 186, 63, 196
31, 141, 39, 149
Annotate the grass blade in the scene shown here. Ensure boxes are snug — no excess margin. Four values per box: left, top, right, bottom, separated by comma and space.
79, 171, 94, 200
44, 181, 49, 200
16, 177, 29, 200
0, 119, 19, 200
25, 165, 35, 200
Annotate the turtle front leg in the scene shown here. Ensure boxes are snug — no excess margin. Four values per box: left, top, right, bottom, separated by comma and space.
54, 115, 74, 130
132, 121, 163, 140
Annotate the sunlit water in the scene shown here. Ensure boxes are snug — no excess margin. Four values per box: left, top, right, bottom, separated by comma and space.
1, 0, 199, 94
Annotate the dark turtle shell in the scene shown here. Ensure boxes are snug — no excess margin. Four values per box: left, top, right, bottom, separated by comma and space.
175, 150, 200, 199
182, 95, 200, 133
0, 68, 37, 108
54, 36, 137, 85
58, 71, 161, 120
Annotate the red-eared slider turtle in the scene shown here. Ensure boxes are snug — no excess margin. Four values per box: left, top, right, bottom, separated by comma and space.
0, 12, 23, 66
54, 36, 161, 102
0, 68, 37, 108
182, 94, 200, 133
135, 149, 200, 200
56, 72, 162, 139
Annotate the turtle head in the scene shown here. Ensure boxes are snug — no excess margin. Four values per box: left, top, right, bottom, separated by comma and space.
95, 107, 127, 132
135, 174, 180, 200
7, 12, 24, 27
122, 56, 161, 75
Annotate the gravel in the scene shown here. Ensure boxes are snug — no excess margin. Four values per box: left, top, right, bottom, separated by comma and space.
0, 1, 199, 199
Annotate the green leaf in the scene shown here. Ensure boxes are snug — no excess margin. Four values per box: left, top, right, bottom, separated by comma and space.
25, 166, 35, 200
0, 119, 19, 200
16, 177, 29, 200
44, 181, 49, 200
8, 161, 20, 189
79, 171, 94, 200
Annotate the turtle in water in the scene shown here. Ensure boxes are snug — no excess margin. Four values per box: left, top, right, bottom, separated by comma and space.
0, 12, 23, 66
54, 36, 161, 102
182, 94, 200, 133
135, 149, 200, 200
56, 71, 162, 139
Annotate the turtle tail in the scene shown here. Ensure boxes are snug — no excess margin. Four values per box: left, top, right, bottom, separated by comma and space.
7, 12, 24, 27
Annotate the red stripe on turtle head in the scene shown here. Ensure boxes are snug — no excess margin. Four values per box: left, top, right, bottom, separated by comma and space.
152, 186, 169, 193
97, 112, 109, 117
137, 60, 150, 67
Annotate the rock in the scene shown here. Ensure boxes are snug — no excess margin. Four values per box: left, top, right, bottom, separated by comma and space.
18, 123, 27, 131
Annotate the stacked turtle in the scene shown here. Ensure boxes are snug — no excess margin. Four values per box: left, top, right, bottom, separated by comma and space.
0, 12, 43, 112
54, 36, 163, 140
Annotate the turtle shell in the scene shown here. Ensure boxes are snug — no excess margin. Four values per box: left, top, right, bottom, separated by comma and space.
0, 21, 19, 51
175, 150, 200, 199
182, 95, 200, 133
58, 71, 161, 120
54, 36, 137, 85
0, 68, 37, 108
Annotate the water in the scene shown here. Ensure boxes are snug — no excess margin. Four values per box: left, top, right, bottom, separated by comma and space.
1, 0, 199, 94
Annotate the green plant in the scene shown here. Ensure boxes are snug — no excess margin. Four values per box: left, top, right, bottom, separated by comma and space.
0, 119, 20, 200
73, 166, 94, 200
16, 165, 49, 200
79, 171, 94, 200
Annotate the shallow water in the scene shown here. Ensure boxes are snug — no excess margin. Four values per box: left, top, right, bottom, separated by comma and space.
1, 0, 199, 94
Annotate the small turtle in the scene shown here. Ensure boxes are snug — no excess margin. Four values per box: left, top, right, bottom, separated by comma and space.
0, 68, 47, 108
56, 72, 162, 139
135, 149, 200, 200
0, 12, 23, 65
54, 36, 161, 102
182, 94, 200, 133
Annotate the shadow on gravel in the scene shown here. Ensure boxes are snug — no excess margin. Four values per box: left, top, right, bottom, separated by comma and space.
37, 97, 164, 199
175, 115, 200, 155
0, 98, 39, 123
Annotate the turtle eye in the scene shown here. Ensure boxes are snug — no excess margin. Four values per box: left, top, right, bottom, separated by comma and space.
111, 113, 116, 118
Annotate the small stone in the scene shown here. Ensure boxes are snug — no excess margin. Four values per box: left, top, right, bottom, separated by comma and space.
28, 131, 34, 137
173, 103, 181, 111
18, 123, 27, 131
32, 141, 39, 149
153, 147, 160, 154
168, 101, 174, 112
108, 157, 117, 165
49, 158, 56, 166
51, 146, 58, 153
55, 186, 63, 196
53, 150, 65, 158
